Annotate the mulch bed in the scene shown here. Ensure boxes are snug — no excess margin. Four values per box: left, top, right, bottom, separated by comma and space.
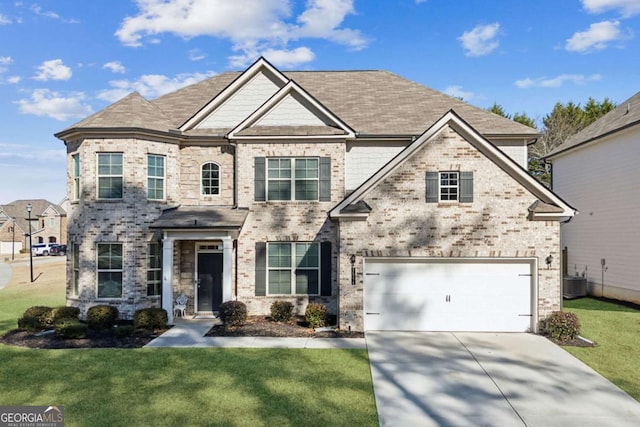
206, 315, 364, 338
0, 327, 168, 349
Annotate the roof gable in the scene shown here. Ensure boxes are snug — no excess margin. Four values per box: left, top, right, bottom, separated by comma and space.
228, 80, 355, 139
546, 91, 640, 159
330, 110, 575, 220
181, 57, 288, 131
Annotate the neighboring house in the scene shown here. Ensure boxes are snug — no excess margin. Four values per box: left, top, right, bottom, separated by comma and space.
0, 199, 67, 255
545, 91, 640, 305
55, 58, 575, 331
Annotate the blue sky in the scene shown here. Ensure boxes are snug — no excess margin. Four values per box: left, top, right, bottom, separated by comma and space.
1, 0, 639, 204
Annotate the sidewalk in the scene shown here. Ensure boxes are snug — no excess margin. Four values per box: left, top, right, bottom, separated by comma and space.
144, 318, 367, 349
0, 259, 11, 290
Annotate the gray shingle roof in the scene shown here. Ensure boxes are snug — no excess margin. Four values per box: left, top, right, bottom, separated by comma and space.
149, 206, 249, 229
546, 91, 640, 158
59, 70, 539, 139
0, 199, 65, 234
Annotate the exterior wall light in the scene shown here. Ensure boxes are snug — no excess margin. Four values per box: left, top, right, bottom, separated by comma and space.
545, 254, 553, 269
350, 255, 356, 285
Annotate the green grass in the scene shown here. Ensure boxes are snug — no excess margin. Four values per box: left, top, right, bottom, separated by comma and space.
564, 297, 640, 401
0, 264, 378, 426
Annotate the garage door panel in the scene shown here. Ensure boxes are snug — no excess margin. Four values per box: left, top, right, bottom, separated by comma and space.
364, 260, 533, 332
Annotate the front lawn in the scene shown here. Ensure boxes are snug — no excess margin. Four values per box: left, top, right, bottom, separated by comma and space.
0, 261, 378, 426
564, 297, 640, 401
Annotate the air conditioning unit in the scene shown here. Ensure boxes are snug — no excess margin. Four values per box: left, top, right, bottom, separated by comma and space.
563, 276, 587, 299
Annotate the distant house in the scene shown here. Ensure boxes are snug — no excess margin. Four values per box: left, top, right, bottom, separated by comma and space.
546, 91, 640, 305
55, 58, 575, 331
0, 199, 67, 255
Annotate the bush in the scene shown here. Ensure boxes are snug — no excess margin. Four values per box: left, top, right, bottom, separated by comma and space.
219, 301, 247, 327
54, 319, 89, 339
305, 303, 328, 329
17, 306, 53, 331
86, 305, 119, 330
134, 308, 168, 330
270, 301, 294, 322
542, 311, 581, 341
51, 306, 80, 323
114, 325, 135, 338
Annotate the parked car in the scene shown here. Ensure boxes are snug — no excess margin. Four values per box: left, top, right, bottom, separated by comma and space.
31, 243, 55, 256
50, 244, 67, 256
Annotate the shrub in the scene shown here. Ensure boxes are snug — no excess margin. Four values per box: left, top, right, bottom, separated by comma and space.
134, 308, 168, 330
51, 306, 80, 323
305, 303, 328, 329
219, 301, 247, 327
17, 306, 53, 331
54, 319, 89, 339
542, 311, 581, 341
114, 325, 135, 338
270, 301, 294, 322
86, 305, 119, 330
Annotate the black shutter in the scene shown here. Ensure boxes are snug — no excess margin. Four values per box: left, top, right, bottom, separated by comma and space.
320, 242, 332, 296
255, 242, 266, 296
426, 171, 438, 203
255, 157, 266, 201
319, 157, 331, 201
460, 171, 474, 203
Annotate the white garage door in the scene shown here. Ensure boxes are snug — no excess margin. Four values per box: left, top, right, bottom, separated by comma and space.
364, 259, 533, 332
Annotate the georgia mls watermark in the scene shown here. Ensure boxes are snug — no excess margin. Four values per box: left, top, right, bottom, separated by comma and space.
0, 406, 64, 427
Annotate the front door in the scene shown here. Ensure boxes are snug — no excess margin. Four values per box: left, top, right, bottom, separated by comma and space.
197, 252, 223, 312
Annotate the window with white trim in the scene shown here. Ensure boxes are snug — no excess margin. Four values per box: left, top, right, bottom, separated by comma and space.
97, 153, 123, 199
267, 158, 319, 201
439, 171, 459, 201
72, 243, 79, 296
147, 242, 161, 296
201, 162, 220, 195
267, 242, 319, 295
73, 154, 80, 200
147, 154, 165, 200
97, 243, 123, 298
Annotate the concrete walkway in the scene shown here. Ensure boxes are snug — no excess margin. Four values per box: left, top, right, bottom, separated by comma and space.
0, 259, 11, 290
144, 318, 366, 349
367, 331, 640, 427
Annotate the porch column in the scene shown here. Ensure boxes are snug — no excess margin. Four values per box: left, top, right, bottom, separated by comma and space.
222, 237, 233, 302
162, 236, 175, 324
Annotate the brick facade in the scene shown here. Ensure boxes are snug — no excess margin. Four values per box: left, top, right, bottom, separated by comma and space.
337, 127, 561, 330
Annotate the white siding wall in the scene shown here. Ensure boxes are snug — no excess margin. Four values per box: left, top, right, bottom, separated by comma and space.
497, 144, 527, 168
552, 127, 640, 303
198, 73, 281, 129
255, 94, 326, 126
345, 142, 406, 190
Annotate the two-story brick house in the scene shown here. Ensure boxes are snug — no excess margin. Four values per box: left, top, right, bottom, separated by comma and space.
55, 58, 574, 332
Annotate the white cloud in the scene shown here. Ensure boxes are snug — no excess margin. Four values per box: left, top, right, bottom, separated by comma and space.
103, 61, 126, 74
115, 0, 368, 67
565, 20, 629, 52
34, 59, 72, 81
582, 0, 640, 17
188, 49, 206, 61
443, 85, 474, 101
229, 46, 315, 68
30, 5, 80, 23
0, 14, 11, 25
97, 71, 217, 102
7, 76, 21, 84
0, 143, 66, 162
515, 73, 602, 88
459, 23, 501, 57
15, 89, 93, 121
0, 56, 12, 74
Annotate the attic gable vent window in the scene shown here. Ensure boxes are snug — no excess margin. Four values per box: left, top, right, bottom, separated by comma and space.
426, 171, 474, 203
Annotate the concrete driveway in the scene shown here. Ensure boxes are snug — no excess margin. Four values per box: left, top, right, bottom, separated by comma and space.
366, 332, 640, 426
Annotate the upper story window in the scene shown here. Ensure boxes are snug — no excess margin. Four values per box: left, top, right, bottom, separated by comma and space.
201, 162, 220, 195
255, 157, 331, 202
97, 153, 123, 199
73, 154, 80, 200
147, 154, 165, 200
426, 171, 474, 203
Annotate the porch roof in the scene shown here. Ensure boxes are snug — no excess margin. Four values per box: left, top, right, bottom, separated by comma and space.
149, 206, 249, 229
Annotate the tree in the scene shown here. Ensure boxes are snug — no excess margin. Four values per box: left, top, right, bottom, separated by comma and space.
528, 98, 615, 186
487, 102, 510, 118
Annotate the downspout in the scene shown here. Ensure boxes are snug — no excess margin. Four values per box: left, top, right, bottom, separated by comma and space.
229, 140, 238, 299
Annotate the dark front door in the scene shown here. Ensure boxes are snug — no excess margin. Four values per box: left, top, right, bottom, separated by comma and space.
197, 252, 223, 312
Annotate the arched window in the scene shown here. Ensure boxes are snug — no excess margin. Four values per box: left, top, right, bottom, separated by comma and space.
49, 236, 57, 243
201, 162, 220, 195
